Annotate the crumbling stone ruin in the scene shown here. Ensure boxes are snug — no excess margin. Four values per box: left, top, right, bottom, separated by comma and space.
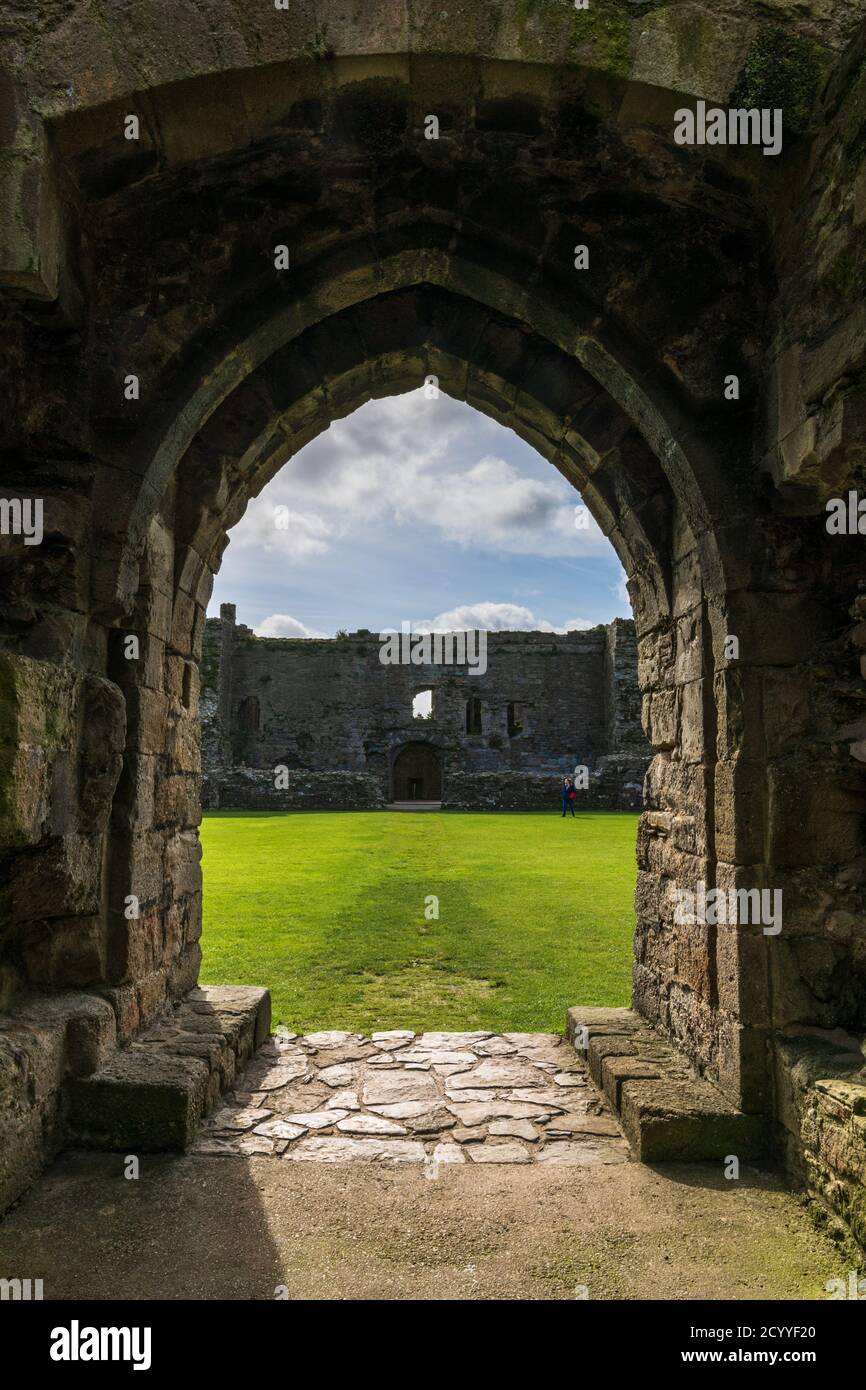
1, 0, 866, 1256
202, 605, 648, 810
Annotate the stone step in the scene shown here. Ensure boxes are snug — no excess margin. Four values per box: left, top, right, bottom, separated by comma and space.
565, 1006, 767, 1162
69, 986, 271, 1152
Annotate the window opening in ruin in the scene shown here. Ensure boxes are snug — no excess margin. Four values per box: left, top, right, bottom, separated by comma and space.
413, 689, 433, 720
507, 702, 523, 737
466, 696, 482, 734
237, 695, 261, 733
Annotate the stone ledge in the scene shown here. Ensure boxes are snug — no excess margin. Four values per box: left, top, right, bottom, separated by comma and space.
69, 985, 271, 1152
775, 1035, 866, 1255
566, 1006, 767, 1162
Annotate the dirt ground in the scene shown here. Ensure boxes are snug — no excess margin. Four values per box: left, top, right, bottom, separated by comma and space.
0, 1149, 845, 1301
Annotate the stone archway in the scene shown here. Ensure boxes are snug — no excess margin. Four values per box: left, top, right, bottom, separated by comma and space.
1, 0, 865, 1246
392, 743, 443, 802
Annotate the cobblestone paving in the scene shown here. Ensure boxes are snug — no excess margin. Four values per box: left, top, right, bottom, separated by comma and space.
192, 1030, 631, 1166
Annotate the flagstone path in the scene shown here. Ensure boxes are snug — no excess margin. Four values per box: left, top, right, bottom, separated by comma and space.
1, 1028, 845, 1300
193, 1029, 630, 1167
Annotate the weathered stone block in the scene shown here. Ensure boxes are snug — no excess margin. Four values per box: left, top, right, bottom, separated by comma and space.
70, 1049, 210, 1151
715, 759, 765, 865
601, 1055, 663, 1110
715, 918, 771, 1024
164, 712, 201, 778
168, 942, 203, 1000
642, 689, 677, 749
125, 687, 169, 757
19, 916, 105, 989
0, 654, 78, 848
79, 676, 125, 832
112, 755, 156, 831
620, 1077, 767, 1162
714, 1018, 771, 1115
0, 992, 116, 1210
163, 830, 202, 897
768, 763, 865, 868
68, 985, 270, 1151
108, 829, 165, 907
762, 667, 812, 756
154, 772, 198, 826
6, 834, 103, 923
675, 920, 714, 1003
679, 679, 706, 763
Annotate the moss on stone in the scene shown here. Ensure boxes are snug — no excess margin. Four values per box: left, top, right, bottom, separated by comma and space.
673, 9, 719, 74
804, 1191, 866, 1271
301, 26, 335, 63
0, 653, 18, 836
516, 0, 633, 78
841, 59, 866, 146
581, 3, 632, 78
199, 651, 218, 692
824, 238, 866, 301
730, 29, 829, 133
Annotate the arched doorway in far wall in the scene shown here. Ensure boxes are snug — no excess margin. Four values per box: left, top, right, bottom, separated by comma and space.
392, 743, 443, 802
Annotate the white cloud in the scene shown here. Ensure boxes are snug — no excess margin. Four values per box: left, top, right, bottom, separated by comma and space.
228, 502, 331, 559
225, 390, 609, 563
613, 568, 631, 606
254, 601, 596, 638
255, 613, 327, 638
413, 601, 594, 634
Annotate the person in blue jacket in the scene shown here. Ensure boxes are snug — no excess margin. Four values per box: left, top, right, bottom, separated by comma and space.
561, 775, 576, 817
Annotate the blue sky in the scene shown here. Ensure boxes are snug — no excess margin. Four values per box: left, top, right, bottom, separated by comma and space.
209, 388, 631, 636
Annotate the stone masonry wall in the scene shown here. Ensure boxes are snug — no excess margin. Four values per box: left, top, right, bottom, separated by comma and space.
200, 608, 648, 810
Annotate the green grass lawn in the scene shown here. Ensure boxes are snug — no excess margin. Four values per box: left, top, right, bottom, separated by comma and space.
199, 810, 638, 1034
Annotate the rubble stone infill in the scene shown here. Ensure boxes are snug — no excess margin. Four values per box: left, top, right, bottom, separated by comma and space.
193, 1030, 630, 1167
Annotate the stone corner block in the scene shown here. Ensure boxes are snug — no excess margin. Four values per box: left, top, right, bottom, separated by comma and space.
187, 984, 271, 1049
566, 1005, 641, 1040
619, 1078, 768, 1163
68, 983, 272, 1152
69, 1049, 210, 1152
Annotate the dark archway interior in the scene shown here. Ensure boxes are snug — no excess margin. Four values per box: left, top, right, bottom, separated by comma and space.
392, 743, 443, 801
1, 0, 865, 1248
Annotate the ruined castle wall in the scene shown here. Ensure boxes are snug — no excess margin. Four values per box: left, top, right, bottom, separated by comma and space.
201, 609, 649, 810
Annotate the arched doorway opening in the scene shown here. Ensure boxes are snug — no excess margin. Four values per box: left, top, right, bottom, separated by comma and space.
391, 742, 443, 802
195, 386, 644, 1041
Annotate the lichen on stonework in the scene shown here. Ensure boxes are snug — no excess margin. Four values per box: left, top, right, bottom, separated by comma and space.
824, 238, 866, 301
515, 0, 635, 78
0, 654, 17, 835
730, 29, 830, 134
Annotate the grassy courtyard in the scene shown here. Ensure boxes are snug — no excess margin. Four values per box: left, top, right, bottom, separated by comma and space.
200, 810, 638, 1034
